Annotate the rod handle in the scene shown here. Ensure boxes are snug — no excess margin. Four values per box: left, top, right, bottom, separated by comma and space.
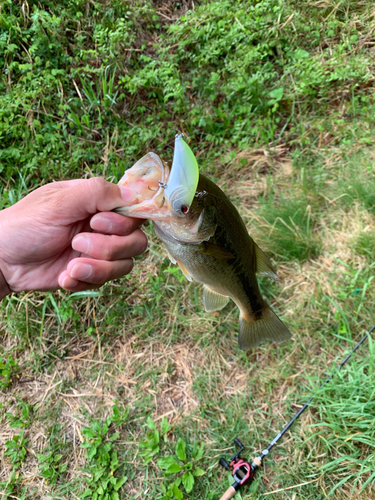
219, 486, 237, 500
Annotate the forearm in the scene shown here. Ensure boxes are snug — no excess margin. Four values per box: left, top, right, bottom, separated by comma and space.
0, 268, 11, 300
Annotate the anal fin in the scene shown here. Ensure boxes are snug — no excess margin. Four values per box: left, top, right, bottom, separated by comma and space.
254, 242, 277, 281
238, 308, 291, 350
203, 285, 229, 312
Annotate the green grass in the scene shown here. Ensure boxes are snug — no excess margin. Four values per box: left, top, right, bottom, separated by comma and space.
1, 0, 375, 499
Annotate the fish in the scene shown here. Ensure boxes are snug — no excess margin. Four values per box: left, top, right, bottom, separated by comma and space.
115, 135, 292, 350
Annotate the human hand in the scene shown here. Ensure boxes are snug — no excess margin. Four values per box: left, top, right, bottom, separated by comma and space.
0, 178, 147, 298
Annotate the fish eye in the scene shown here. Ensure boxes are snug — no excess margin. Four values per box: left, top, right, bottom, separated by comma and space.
180, 205, 189, 214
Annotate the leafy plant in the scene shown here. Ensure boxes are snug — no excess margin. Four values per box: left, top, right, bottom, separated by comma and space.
158, 438, 205, 500
4, 431, 28, 468
6, 400, 34, 428
0, 472, 28, 500
38, 449, 68, 485
140, 417, 205, 499
139, 416, 171, 463
80, 405, 129, 500
0, 354, 18, 390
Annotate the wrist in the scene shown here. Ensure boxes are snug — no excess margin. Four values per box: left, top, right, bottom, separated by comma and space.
0, 268, 11, 301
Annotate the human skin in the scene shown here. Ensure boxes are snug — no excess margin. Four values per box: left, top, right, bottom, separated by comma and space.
0, 178, 147, 299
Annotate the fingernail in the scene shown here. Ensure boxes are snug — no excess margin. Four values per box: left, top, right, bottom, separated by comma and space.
91, 215, 113, 233
120, 187, 138, 205
62, 276, 78, 288
70, 263, 92, 280
72, 236, 90, 254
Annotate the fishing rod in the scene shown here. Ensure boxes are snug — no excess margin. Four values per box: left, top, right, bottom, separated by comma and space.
218, 324, 375, 500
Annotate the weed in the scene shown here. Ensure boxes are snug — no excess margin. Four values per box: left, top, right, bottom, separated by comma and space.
0, 353, 18, 390
158, 438, 205, 499
0, 472, 28, 500
6, 400, 34, 428
80, 405, 129, 500
37, 449, 68, 485
139, 417, 205, 499
4, 431, 28, 468
139, 416, 171, 463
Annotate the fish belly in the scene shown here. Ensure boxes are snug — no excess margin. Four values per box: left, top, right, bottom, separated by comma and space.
155, 224, 292, 350
160, 234, 258, 313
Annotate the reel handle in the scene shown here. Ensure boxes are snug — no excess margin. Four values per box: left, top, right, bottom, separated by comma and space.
219, 458, 230, 470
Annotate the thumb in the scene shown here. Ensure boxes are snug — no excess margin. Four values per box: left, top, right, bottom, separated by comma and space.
58, 178, 139, 221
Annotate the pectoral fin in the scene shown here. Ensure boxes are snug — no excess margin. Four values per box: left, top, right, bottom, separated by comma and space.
198, 242, 234, 260
168, 252, 177, 265
254, 243, 277, 281
238, 308, 291, 350
203, 286, 229, 312
176, 260, 193, 282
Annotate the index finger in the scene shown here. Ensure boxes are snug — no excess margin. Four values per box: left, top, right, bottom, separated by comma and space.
90, 212, 146, 235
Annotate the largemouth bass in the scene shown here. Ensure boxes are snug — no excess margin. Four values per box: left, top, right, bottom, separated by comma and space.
116, 136, 292, 350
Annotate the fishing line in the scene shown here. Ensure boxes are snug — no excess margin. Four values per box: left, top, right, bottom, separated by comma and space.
218, 323, 375, 500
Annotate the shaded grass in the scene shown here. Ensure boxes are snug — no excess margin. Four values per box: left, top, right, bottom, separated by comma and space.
255, 197, 321, 261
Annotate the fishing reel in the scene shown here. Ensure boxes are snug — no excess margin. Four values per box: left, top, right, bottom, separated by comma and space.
219, 438, 260, 499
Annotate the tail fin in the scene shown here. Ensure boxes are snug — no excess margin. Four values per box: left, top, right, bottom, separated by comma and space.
238, 308, 292, 350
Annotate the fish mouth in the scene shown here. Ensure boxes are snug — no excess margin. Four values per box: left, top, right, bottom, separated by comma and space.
115, 152, 173, 220
115, 136, 207, 244
115, 135, 200, 222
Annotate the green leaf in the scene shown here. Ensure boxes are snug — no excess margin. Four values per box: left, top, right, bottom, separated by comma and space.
175, 438, 186, 462
167, 463, 183, 473
82, 427, 96, 438
182, 472, 194, 493
173, 482, 183, 500
192, 467, 205, 477
160, 417, 171, 436
292, 48, 310, 59
147, 417, 157, 430
268, 87, 284, 101
158, 456, 177, 470
114, 476, 127, 491
192, 443, 204, 460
